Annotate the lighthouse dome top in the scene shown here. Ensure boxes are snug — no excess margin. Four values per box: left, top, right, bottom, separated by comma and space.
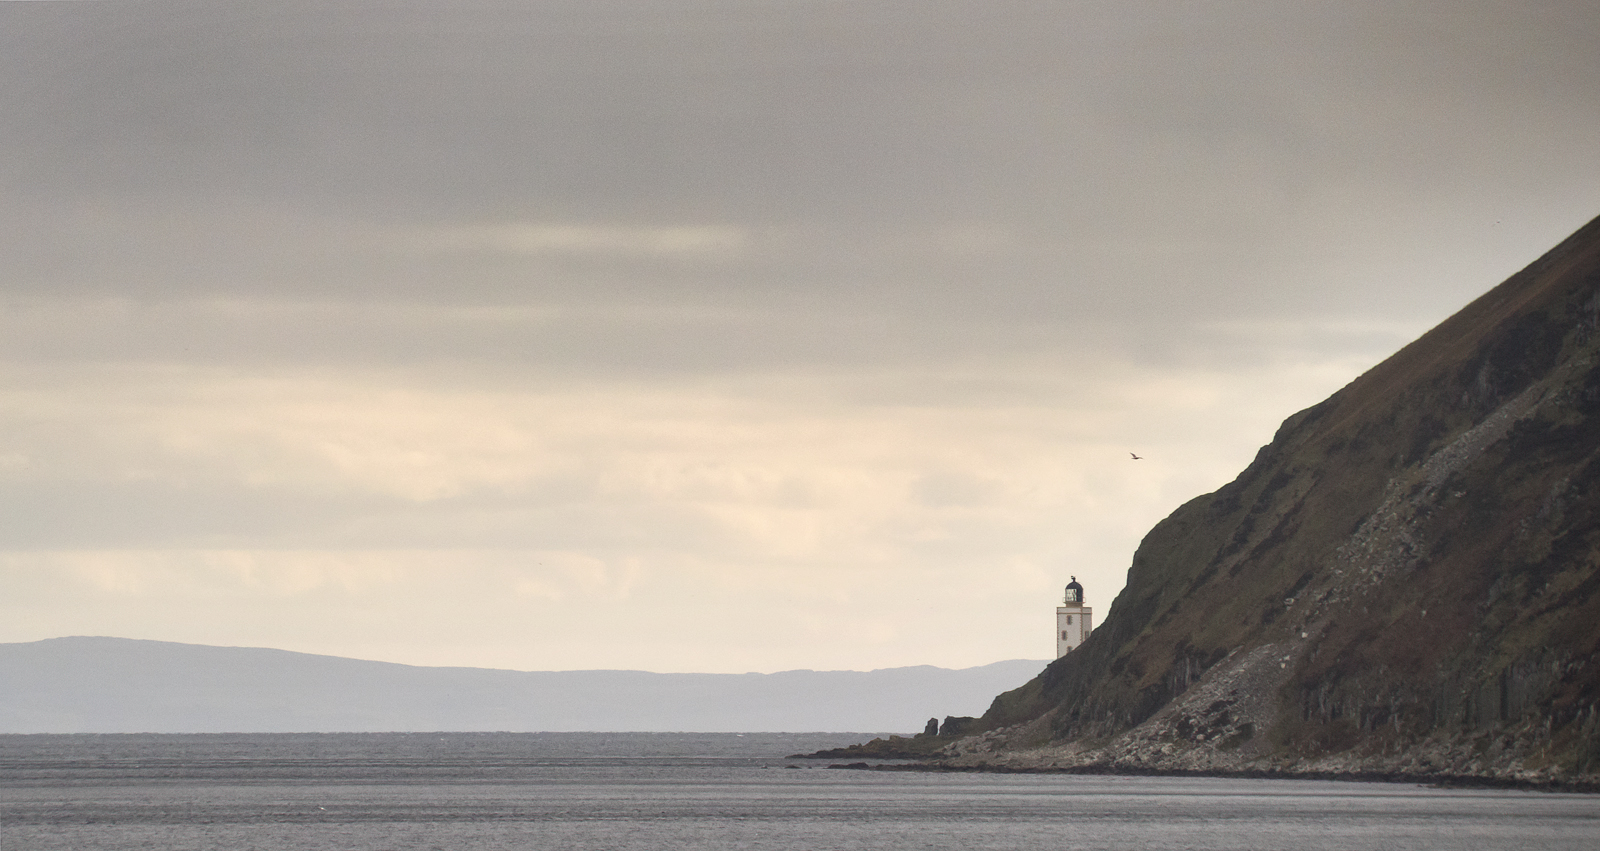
1064, 577, 1084, 603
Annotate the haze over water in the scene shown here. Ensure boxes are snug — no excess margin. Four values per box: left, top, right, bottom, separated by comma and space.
5, 733, 1596, 850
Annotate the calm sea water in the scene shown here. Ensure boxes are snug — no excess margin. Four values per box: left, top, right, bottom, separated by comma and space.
3, 732, 1597, 850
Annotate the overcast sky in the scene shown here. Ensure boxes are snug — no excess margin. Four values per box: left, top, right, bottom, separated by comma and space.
3, 0, 1597, 673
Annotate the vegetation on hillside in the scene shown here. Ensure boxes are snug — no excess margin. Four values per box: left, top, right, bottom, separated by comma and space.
853, 215, 1600, 783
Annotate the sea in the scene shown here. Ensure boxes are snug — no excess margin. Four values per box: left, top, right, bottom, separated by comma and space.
3, 732, 1597, 850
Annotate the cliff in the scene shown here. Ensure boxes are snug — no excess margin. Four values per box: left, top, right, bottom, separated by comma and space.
938, 215, 1600, 784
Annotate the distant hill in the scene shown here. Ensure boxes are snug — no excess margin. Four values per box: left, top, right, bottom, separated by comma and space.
0, 636, 1045, 734
853, 214, 1600, 786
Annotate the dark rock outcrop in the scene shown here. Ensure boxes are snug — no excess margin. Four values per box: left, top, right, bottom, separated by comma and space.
941, 214, 1600, 785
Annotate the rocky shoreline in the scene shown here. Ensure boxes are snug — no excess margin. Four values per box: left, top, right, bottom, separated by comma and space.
810, 759, 1600, 793
800, 698, 1600, 793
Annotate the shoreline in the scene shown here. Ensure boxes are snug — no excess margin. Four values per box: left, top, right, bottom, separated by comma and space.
808, 758, 1600, 793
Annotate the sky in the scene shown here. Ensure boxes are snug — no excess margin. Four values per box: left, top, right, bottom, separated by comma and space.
2, 0, 1598, 674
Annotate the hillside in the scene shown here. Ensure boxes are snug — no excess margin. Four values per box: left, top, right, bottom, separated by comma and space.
0, 637, 1044, 734
883, 215, 1600, 784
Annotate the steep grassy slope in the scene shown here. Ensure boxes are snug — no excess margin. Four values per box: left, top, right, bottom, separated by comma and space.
957, 215, 1600, 782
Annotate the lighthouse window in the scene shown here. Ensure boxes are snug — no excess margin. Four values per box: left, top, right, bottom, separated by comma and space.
1066, 615, 1073, 625
1061, 631, 1068, 641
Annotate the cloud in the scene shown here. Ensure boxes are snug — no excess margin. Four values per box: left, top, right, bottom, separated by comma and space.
418, 222, 750, 260
2, 0, 1598, 672
0, 346, 1370, 670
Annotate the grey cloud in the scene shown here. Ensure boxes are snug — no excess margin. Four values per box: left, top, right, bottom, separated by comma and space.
4, 0, 1597, 338
7, 0, 1598, 672
3, 1, 1092, 217
0, 295, 1422, 382
0, 479, 367, 548
0, 476, 689, 551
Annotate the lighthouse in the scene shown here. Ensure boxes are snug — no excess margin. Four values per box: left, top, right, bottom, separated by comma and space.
1055, 576, 1092, 658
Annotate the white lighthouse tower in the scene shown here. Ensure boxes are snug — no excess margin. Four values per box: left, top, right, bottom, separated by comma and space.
1055, 576, 1092, 658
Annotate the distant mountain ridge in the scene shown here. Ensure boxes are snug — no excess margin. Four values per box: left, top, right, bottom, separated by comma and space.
843, 214, 1600, 786
0, 636, 1045, 734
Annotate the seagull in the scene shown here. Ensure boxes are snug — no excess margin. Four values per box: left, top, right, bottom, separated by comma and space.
1129, 452, 1143, 460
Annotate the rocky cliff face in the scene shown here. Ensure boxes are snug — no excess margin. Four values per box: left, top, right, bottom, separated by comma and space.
947, 215, 1600, 785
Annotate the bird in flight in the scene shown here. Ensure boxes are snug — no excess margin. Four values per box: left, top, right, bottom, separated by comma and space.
1129, 452, 1143, 460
